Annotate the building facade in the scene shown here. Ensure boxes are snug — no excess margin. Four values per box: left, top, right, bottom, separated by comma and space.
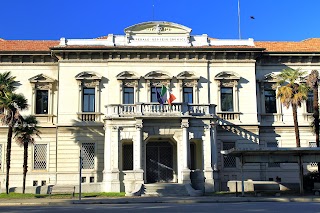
0, 21, 319, 193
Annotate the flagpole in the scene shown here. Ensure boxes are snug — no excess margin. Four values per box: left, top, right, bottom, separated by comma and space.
238, 0, 241, 39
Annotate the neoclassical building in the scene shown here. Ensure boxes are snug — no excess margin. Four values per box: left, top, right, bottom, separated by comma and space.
0, 21, 319, 194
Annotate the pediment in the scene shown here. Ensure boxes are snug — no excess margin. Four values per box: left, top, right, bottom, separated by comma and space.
29, 74, 55, 83
144, 71, 171, 79
116, 71, 139, 80
75, 71, 102, 80
262, 73, 277, 82
215, 71, 240, 80
176, 71, 199, 80
124, 21, 192, 36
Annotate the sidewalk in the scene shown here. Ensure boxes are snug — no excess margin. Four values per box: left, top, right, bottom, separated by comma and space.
1, 195, 320, 206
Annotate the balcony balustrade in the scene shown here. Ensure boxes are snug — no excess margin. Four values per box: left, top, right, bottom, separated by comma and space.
105, 103, 216, 118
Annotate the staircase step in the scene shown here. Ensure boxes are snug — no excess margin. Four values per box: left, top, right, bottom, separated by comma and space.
142, 183, 189, 197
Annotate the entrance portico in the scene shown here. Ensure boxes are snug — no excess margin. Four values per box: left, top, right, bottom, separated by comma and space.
102, 103, 217, 193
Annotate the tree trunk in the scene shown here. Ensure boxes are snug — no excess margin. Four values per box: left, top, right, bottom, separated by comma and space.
292, 103, 301, 147
22, 142, 28, 194
5, 125, 13, 194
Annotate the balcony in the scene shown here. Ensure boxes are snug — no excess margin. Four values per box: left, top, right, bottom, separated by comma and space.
217, 112, 241, 121
77, 112, 103, 122
105, 103, 216, 118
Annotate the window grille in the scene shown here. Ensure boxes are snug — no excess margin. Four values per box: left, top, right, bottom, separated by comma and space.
223, 142, 236, 168
34, 144, 47, 170
81, 143, 95, 169
123, 143, 133, 170
267, 142, 280, 167
309, 142, 318, 167
0, 144, 2, 170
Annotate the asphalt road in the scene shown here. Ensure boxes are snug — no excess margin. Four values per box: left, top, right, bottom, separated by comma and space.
1, 202, 320, 213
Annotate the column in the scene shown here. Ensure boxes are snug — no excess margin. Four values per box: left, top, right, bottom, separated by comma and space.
134, 119, 144, 184
102, 123, 121, 192
202, 121, 218, 193
181, 119, 191, 183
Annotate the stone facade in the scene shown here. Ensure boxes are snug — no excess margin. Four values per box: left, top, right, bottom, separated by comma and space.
0, 21, 319, 193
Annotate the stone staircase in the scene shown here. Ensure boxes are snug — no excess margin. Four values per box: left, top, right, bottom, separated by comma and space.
142, 183, 190, 197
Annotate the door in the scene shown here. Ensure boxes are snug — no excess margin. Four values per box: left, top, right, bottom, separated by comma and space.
146, 142, 173, 183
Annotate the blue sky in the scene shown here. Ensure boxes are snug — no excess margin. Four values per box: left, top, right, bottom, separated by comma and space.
1, 0, 319, 41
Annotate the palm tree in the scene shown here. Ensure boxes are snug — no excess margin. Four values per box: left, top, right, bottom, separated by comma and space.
0, 92, 28, 194
306, 70, 319, 171
276, 68, 308, 147
14, 115, 40, 193
0, 71, 17, 97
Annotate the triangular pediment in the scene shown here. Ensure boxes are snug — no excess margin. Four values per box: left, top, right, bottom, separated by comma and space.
125, 21, 192, 36
176, 71, 199, 80
116, 71, 139, 80
75, 71, 102, 80
145, 71, 171, 79
215, 71, 240, 80
29, 74, 55, 83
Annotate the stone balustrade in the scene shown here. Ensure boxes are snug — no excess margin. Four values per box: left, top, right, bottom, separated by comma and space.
105, 103, 216, 118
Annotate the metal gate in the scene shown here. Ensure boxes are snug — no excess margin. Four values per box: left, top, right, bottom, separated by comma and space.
146, 142, 173, 183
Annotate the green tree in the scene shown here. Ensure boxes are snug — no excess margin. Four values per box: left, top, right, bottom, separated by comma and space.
0, 91, 28, 194
276, 68, 308, 147
0, 71, 17, 97
14, 115, 40, 193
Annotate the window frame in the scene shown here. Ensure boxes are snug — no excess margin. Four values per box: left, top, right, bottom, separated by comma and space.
123, 87, 135, 104
122, 141, 133, 171
29, 74, 55, 119
183, 87, 193, 104
82, 88, 95, 112
220, 87, 234, 112
75, 72, 102, 121
36, 90, 49, 114
264, 88, 277, 113
215, 71, 240, 113
306, 91, 314, 113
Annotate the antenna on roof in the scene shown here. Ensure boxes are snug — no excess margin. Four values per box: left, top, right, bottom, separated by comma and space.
238, 0, 241, 39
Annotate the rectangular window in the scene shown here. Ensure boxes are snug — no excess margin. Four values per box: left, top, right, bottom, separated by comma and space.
307, 91, 314, 113
81, 143, 95, 170
183, 87, 193, 104
267, 142, 280, 167
264, 89, 277, 113
151, 87, 161, 103
123, 87, 134, 104
122, 143, 133, 170
83, 88, 95, 112
221, 87, 233, 111
36, 90, 48, 114
34, 144, 47, 170
0, 144, 2, 170
223, 142, 236, 168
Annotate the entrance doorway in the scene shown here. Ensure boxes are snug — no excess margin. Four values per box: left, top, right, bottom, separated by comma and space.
146, 141, 174, 183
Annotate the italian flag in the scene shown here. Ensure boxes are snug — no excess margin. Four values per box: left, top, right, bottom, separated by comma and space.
160, 85, 176, 105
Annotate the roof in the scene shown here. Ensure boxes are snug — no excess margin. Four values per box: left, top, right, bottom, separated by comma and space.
255, 38, 320, 52
0, 40, 59, 51
0, 38, 320, 52
221, 147, 320, 163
